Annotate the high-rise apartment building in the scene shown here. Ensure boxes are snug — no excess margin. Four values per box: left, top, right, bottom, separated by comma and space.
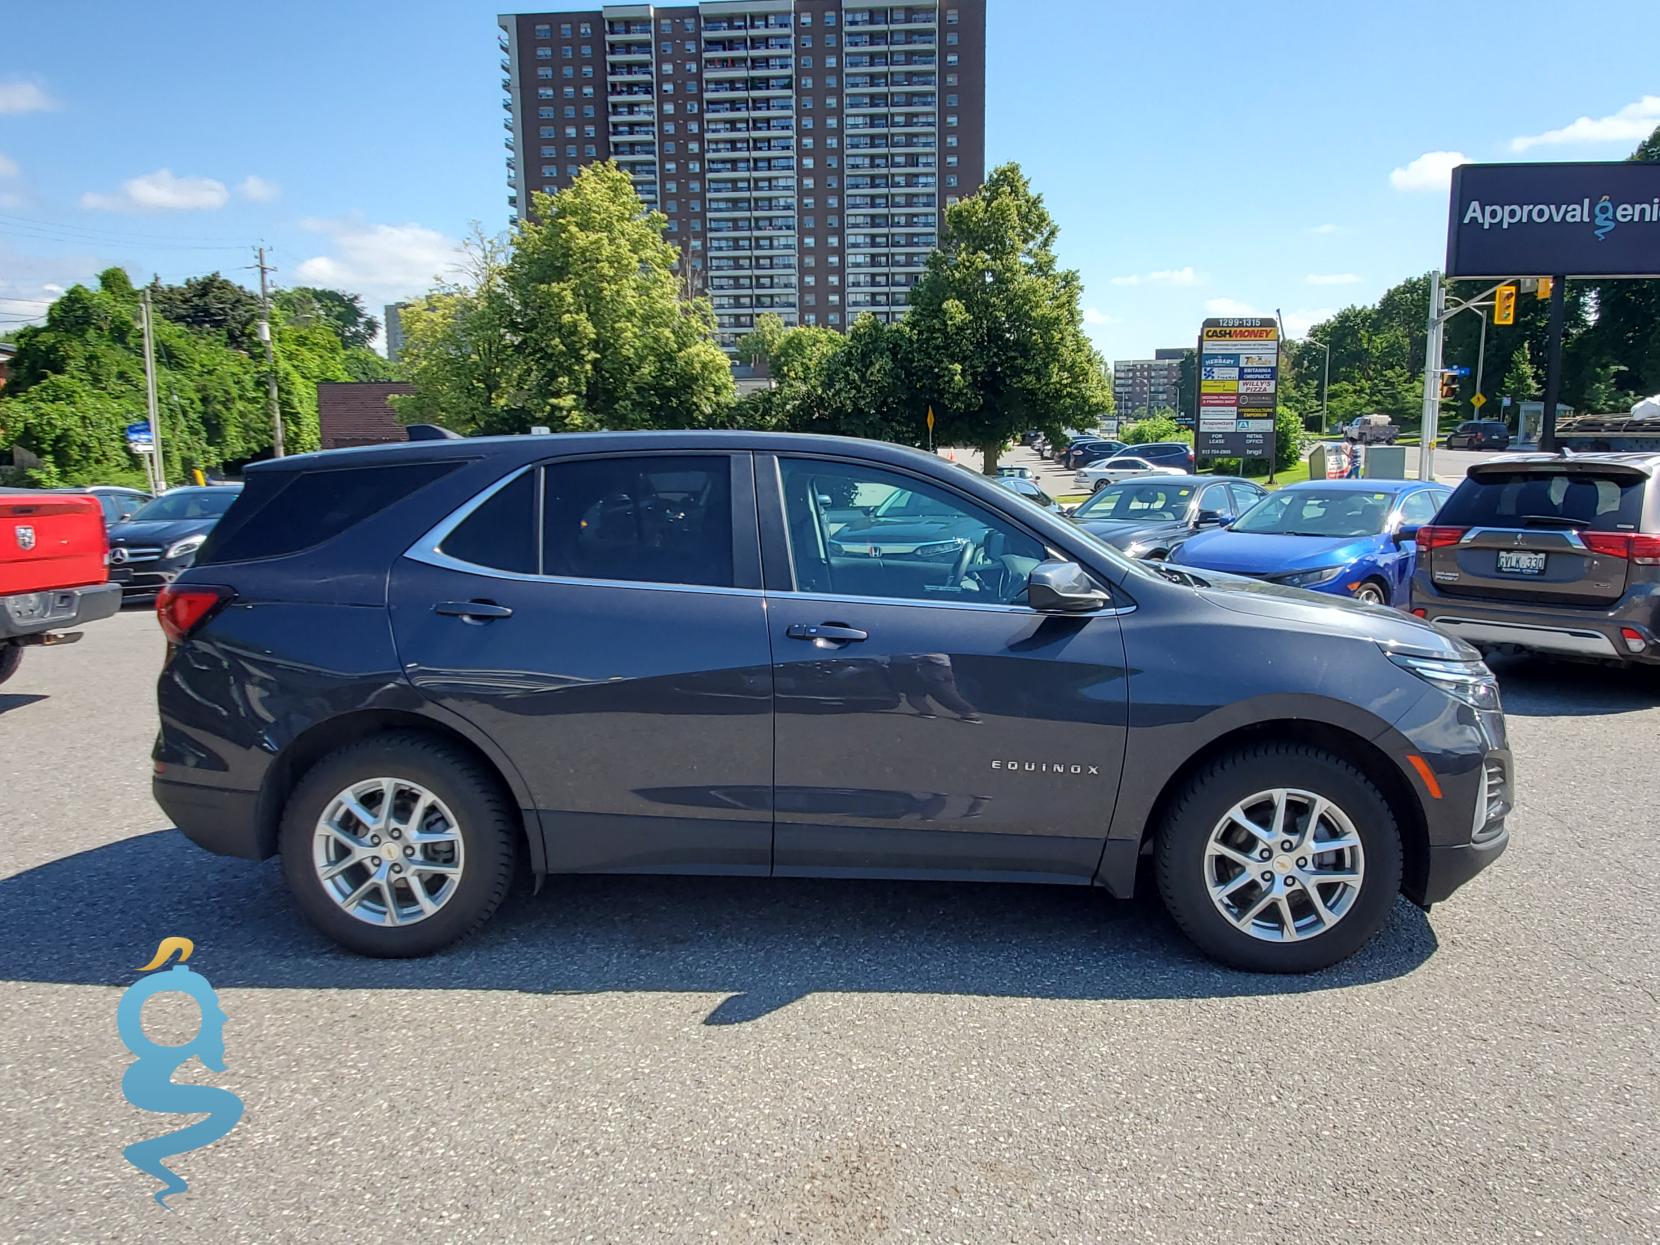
498, 1, 985, 352
1113, 350, 1186, 418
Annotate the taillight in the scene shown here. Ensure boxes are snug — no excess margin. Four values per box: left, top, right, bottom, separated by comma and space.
1415, 525, 1467, 552
1581, 532, 1660, 564
156, 585, 231, 644
1411, 607, 1428, 617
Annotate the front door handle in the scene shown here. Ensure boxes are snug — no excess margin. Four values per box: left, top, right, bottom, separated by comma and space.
787, 622, 868, 645
434, 599, 514, 622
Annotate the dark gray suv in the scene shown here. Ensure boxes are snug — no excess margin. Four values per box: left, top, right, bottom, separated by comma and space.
150, 432, 1510, 972
1411, 452, 1660, 665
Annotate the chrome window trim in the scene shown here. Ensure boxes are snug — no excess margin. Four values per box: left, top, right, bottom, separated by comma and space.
770, 588, 1135, 618
1460, 526, 1588, 550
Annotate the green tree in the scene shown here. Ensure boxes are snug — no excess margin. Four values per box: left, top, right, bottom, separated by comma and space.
1582, 124, 1660, 403
501, 163, 734, 430
904, 163, 1112, 473
1502, 344, 1540, 404
274, 286, 382, 351
148, 272, 261, 341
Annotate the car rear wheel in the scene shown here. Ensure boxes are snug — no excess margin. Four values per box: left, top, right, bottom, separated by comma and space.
0, 643, 21, 686
1351, 580, 1388, 606
1155, 742, 1402, 972
279, 732, 519, 957
1091, 479, 1108, 493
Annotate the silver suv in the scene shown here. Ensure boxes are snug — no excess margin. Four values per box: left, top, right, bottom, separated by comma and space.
1410, 453, 1660, 665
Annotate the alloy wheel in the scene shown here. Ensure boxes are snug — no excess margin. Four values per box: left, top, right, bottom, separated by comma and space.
312, 777, 465, 927
1353, 583, 1386, 606
1203, 788, 1366, 943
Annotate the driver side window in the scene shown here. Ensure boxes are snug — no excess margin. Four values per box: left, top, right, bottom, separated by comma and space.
778, 458, 1046, 606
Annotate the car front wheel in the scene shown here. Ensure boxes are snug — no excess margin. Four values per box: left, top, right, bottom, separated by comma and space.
279, 732, 519, 957
0, 644, 21, 686
1155, 742, 1403, 972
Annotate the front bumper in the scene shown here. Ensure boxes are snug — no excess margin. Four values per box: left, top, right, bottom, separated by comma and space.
0, 580, 121, 640
109, 556, 193, 597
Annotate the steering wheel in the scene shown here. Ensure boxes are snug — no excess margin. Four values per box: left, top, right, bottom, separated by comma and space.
950, 535, 979, 589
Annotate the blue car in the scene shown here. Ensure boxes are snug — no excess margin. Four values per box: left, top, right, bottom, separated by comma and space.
1170, 478, 1451, 606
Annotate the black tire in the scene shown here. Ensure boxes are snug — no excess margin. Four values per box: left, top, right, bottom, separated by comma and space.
1352, 579, 1389, 607
1155, 742, 1403, 973
279, 731, 519, 957
1092, 478, 1108, 493
0, 644, 21, 686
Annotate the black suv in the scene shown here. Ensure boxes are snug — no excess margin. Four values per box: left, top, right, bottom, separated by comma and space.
1444, 421, 1511, 450
152, 433, 1510, 972
1411, 452, 1659, 664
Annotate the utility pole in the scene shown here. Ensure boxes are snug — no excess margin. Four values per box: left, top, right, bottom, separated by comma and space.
256, 246, 284, 458
139, 288, 166, 492
1419, 271, 1445, 481
1539, 274, 1567, 452
1473, 308, 1488, 424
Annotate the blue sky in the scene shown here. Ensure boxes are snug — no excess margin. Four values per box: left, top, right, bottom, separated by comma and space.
2, 0, 1656, 357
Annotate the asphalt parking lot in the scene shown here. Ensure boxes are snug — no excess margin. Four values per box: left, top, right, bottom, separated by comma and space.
2, 609, 1656, 1243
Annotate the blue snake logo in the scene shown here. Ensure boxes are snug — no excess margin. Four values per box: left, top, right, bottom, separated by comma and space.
1593, 195, 1617, 242
116, 938, 245, 1208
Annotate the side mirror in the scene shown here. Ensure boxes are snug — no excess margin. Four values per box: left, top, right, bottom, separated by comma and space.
1196, 509, 1230, 528
1027, 560, 1110, 613
1395, 524, 1421, 546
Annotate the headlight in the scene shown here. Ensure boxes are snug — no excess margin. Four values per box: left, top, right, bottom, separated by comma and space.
1387, 651, 1502, 712
1275, 565, 1345, 588
912, 539, 965, 559
165, 535, 206, 560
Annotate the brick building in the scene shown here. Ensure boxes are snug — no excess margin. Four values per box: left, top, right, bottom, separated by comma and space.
498, 1, 986, 352
317, 382, 416, 450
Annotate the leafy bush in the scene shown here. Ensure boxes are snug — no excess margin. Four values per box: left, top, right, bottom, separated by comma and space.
1120, 414, 1191, 446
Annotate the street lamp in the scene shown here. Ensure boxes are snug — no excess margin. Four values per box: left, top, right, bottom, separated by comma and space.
1305, 335, 1331, 434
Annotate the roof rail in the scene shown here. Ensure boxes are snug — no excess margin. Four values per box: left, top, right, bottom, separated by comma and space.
405, 423, 464, 442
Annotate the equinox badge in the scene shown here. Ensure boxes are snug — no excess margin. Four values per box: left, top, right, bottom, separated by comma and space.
992, 760, 1101, 775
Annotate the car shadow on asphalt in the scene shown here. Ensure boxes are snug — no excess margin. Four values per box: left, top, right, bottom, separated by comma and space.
1489, 653, 1660, 717
0, 830, 1439, 1024
0, 693, 48, 715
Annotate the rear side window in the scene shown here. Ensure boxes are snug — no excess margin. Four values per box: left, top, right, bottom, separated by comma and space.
1435, 471, 1645, 533
201, 461, 461, 563
441, 471, 537, 574
543, 456, 734, 587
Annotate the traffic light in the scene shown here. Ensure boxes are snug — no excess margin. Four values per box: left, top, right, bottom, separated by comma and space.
1536, 277, 1553, 300
1439, 371, 1459, 400
1494, 284, 1518, 325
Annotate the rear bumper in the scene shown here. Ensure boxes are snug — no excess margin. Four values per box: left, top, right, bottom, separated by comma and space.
0, 580, 121, 640
153, 777, 269, 859
1414, 585, 1660, 663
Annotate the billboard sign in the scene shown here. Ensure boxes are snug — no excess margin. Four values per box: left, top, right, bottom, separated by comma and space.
1195, 319, 1277, 459
1446, 161, 1660, 279
125, 421, 154, 452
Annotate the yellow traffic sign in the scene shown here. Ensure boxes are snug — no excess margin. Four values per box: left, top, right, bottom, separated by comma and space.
1470, 392, 1487, 409
926, 406, 935, 431
1536, 277, 1553, 300
1494, 284, 1517, 325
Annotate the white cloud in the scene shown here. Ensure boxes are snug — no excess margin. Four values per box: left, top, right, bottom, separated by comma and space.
0, 191, 22, 208
1510, 95, 1660, 152
0, 152, 17, 178
1389, 151, 1468, 193
1283, 308, 1335, 339
1305, 272, 1361, 286
0, 81, 57, 114
237, 175, 280, 202
1307, 223, 1343, 235
81, 168, 230, 212
1203, 297, 1261, 318
294, 219, 466, 304
1110, 265, 1199, 288
1082, 306, 1121, 326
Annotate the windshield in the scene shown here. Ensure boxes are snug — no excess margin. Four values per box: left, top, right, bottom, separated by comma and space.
1229, 488, 1396, 538
1074, 480, 1195, 521
126, 489, 240, 522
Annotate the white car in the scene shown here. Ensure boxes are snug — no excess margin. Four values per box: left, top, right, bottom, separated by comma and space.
1076, 457, 1190, 492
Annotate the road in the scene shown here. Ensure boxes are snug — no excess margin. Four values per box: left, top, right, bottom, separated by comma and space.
990, 443, 1512, 497
1, 610, 1656, 1243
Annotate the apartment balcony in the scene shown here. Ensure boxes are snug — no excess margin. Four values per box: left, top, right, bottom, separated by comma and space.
502, 118, 514, 132
500, 57, 512, 73
502, 95, 514, 111
608, 68, 654, 81
606, 22, 652, 37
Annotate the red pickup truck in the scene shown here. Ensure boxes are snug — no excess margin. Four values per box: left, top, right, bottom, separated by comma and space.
0, 492, 122, 685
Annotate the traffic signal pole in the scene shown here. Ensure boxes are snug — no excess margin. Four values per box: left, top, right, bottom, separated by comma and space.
1419, 271, 1444, 481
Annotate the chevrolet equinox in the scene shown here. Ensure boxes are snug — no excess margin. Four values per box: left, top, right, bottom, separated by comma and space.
151, 433, 1511, 972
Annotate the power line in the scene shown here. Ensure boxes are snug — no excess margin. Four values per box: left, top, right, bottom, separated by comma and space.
0, 225, 249, 254
0, 211, 248, 250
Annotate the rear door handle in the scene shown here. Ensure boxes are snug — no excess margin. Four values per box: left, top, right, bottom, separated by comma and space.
786, 622, 868, 645
434, 600, 514, 622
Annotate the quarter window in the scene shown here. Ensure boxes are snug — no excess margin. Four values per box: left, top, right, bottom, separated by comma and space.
440, 471, 537, 574
777, 459, 1046, 606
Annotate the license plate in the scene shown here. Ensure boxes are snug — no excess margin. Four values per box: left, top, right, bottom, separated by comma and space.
1496, 550, 1546, 576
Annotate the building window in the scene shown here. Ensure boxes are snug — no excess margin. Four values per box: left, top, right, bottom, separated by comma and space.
535, 23, 551, 38
825, 55, 836, 68
536, 45, 552, 58
825, 34, 837, 48
946, 54, 958, 65
538, 87, 554, 99
947, 94, 958, 107
947, 32, 959, 45
579, 22, 591, 36
540, 126, 556, 138
560, 22, 572, 36
581, 44, 591, 55
585, 144, 597, 156
825, 10, 837, 25
537, 66, 553, 79
683, 17, 695, 31
660, 17, 671, 31
800, 56, 812, 68
563, 44, 573, 57
582, 65, 594, 76
800, 34, 813, 46
563, 65, 574, 77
